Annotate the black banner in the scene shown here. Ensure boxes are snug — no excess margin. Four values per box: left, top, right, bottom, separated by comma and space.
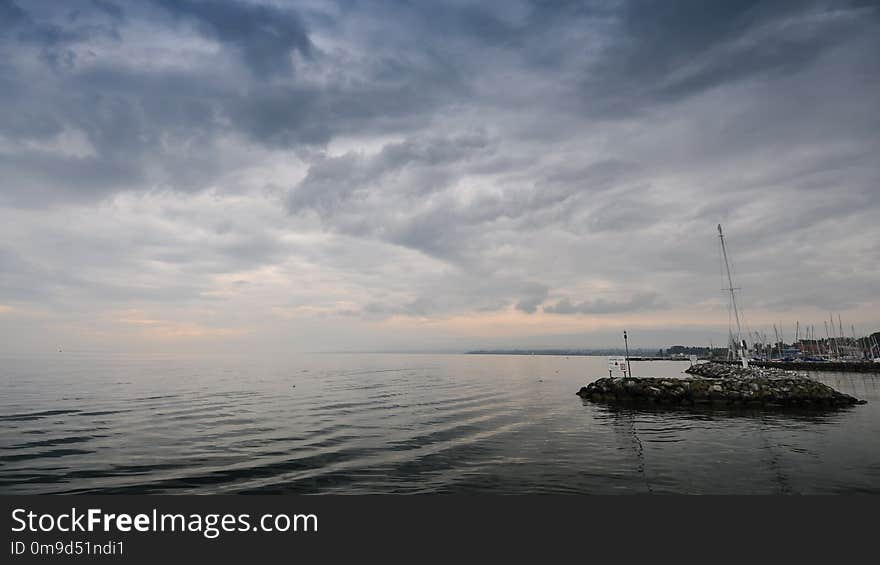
2, 496, 877, 563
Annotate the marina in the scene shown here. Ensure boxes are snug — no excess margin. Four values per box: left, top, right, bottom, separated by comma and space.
718, 360, 880, 373
713, 225, 877, 369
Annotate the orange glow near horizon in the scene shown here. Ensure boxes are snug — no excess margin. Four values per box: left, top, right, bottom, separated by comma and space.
113, 309, 249, 340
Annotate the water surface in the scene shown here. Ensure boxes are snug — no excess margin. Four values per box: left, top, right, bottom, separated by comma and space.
2, 353, 878, 494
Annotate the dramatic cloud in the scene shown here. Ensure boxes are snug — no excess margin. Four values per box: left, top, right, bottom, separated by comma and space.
0, 0, 878, 354
153, 0, 312, 77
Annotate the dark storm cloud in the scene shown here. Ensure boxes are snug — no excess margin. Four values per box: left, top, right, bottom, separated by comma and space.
0, 0, 471, 205
581, 0, 878, 115
3, 0, 872, 204
152, 0, 312, 78
1, 0, 122, 70
0, 0, 26, 30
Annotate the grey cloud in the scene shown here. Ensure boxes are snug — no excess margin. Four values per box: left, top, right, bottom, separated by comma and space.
0, 244, 204, 305
363, 297, 435, 318
0, 199, 291, 310
1, 1, 879, 353
0, 0, 26, 31
357, 274, 551, 321
286, 136, 645, 266
226, 75, 462, 148
89, 1, 125, 22
287, 131, 492, 216
584, 192, 670, 234
151, 0, 311, 78
1, 0, 122, 70
515, 283, 550, 314
544, 293, 665, 315
0, 14, 471, 204
0, 153, 144, 207
581, 0, 876, 114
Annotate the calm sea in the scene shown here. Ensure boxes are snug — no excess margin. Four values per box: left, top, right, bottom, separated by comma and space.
2, 353, 878, 494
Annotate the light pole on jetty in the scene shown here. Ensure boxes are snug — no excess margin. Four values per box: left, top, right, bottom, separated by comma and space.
624, 331, 633, 377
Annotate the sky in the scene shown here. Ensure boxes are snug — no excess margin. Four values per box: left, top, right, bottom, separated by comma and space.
0, 0, 878, 355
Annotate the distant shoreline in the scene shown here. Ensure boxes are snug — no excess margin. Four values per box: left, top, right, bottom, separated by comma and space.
467, 350, 693, 360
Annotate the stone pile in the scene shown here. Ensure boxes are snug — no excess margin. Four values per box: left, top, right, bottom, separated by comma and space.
577, 363, 865, 408
684, 362, 801, 380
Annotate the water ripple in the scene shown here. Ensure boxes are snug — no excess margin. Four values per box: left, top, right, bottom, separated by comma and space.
1, 355, 878, 494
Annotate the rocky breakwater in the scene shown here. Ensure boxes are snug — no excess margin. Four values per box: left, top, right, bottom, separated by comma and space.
577, 362, 865, 408
685, 362, 801, 380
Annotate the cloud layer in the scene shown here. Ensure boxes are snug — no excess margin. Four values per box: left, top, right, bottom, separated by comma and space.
1, 0, 878, 353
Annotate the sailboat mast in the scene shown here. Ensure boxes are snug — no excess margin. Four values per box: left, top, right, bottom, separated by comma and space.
851, 325, 862, 359
830, 314, 840, 358
718, 224, 745, 356
773, 324, 781, 360
824, 321, 832, 358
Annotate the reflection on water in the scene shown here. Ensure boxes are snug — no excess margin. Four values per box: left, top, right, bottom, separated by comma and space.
1, 354, 878, 494
593, 399, 861, 422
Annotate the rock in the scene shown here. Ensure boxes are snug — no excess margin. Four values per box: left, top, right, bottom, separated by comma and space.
577, 363, 866, 409
684, 361, 803, 380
